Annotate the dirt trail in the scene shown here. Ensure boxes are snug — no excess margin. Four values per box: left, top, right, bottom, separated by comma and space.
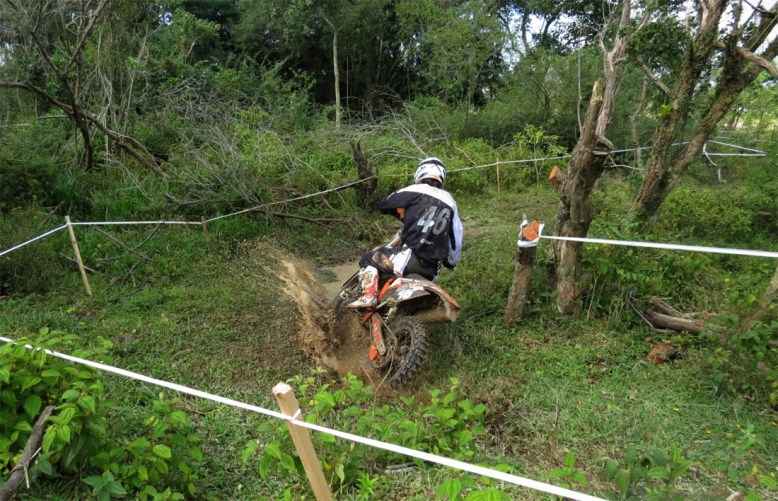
279, 260, 381, 383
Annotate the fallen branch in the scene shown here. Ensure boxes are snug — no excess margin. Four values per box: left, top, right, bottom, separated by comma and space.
0, 406, 55, 501
639, 296, 710, 335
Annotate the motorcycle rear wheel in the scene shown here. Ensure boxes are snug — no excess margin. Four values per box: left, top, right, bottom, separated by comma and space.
379, 317, 428, 389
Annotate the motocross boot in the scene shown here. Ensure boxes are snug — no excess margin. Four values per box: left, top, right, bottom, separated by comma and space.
347, 266, 378, 309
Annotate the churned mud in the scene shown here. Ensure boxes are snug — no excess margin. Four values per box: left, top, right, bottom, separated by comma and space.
279, 260, 381, 383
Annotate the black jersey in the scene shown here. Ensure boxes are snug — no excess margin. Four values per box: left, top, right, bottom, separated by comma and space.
378, 183, 463, 267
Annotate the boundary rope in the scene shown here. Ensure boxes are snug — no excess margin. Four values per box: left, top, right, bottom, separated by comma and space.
540, 235, 778, 259
0, 225, 67, 258
0, 336, 605, 501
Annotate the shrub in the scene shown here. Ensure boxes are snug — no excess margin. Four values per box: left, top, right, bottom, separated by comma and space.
0, 329, 111, 479
243, 372, 489, 498
0, 330, 204, 500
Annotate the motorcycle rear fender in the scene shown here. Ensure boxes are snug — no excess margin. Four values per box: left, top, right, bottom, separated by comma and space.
378, 277, 459, 322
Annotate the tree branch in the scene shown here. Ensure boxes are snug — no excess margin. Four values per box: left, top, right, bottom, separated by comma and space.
635, 56, 670, 95
0, 406, 55, 501
716, 42, 778, 78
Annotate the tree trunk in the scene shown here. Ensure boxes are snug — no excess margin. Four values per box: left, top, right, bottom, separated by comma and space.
325, 18, 342, 129
350, 141, 376, 206
73, 113, 95, 171
550, 1, 641, 315
552, 79, 610, 314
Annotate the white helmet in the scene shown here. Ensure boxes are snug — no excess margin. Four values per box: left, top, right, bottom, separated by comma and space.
414, 157, 446, 186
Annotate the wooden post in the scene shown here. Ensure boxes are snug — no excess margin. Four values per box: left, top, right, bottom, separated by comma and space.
273, 383, 333, 501
496, 158, 501, 194
64, 216, 92, 297
200, 216, 209, 241
503, 221, 540, 327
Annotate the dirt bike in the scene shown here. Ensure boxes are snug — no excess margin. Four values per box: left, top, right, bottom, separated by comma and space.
331, 240, 460, 389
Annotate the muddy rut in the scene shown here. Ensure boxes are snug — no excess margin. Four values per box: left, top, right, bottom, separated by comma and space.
279, 260, 384, 384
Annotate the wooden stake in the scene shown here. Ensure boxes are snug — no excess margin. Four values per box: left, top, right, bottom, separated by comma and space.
503, 220, 540, 327
200, 216, 209, 241
65, 216, 92, 297
273, 383, 333, 501
496, 158, 501, 194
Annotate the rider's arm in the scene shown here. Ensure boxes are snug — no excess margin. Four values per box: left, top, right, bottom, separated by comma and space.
446, 208, 464, 269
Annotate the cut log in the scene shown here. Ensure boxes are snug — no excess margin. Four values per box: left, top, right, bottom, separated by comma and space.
641, 308, 706, 335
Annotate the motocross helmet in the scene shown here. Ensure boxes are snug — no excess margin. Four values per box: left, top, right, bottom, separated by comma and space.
414, 157, 446, 187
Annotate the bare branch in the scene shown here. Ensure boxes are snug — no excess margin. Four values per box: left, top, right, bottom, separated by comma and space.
635, 56, 671, 95
0, 406, 55, 501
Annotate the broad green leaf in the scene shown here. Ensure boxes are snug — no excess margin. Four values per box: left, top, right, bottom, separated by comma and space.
616, 469, 631, 498
435, 478, 462, 500
77, 395, 96, 414
170, 410, 187, 425
57, 407, 76, 425
33, 459, 54, 476
319, 433, 337, 443
61, 389, 79, 401
604, 459, 619, 481
264, 442, 282, 460
759, 475, 777, 488
42, 427, 56, 452
242, 441, 259, 464
571, 471, 589, 486
647, 447, 667, 466
152, 444, 172, 459
83, 475, 106, 488
15, 420, 33, 433
335, 463, 345, 483
137, 465, 149, 482
189, 447, 204, 462
464, 487, 504, 501
259, 453, 273, 478
19, 376, 41, 392
280, 453, 296, 474
57, 424, 71, 443
106, 480, 128, 496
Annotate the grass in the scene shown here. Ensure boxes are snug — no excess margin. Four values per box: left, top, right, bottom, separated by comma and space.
1, 178, 777, 500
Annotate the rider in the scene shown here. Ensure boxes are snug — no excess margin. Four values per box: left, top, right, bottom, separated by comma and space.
348, 157, 463, 309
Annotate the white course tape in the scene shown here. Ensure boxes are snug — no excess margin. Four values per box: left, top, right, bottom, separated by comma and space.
71, 221, 201, 226
0, 336, 605, 501
0, 225, 68, 258
542, 235, 778, 259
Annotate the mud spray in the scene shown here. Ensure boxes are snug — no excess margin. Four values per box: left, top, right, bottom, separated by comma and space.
279, 260, 381, 384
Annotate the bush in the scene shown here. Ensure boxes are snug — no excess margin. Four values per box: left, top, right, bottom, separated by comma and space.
0, 329, 111, 479
0, 330, 204, 500
244, 372, 489, 498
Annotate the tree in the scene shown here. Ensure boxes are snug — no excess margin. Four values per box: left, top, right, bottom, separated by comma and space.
396, 0, 507, 107
0, 0, 168, 178
634, 0, 778, 220
550, 0, 646, 314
